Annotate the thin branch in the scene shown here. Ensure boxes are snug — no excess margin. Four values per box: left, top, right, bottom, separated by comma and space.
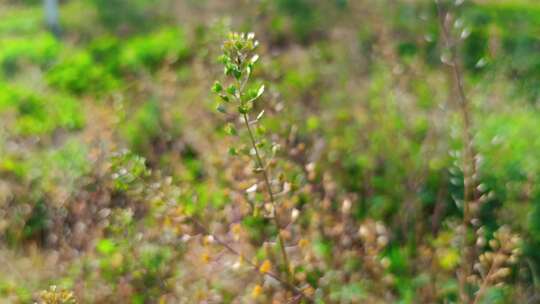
191, 219, 313, 303
241, 112, 293, 282
232, 74, 294, 284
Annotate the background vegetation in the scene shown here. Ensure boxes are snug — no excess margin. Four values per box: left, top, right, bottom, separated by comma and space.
0, 0, 539, 303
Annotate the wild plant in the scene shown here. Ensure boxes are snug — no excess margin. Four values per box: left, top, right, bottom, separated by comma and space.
435, 1, 521, 302
208, 32, 313, 302
36, 286, 77, 304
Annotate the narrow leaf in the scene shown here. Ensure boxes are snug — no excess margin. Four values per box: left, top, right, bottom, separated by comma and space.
256, 110, 265, 121
256, 85, 265, 99
250, 54, 259, 64
212, 81, 223, 93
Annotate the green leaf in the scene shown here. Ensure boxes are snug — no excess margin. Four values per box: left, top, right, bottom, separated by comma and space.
233, 68, 242, 80
226, 85, 237, 95
217, 54, 228, 64
254, 84, 265, 101
256, 125, 266, 135
219, 94, 230, 102
225, 63, 238, 76
256, 110, 265, 121
238, 103, 251, 114
225, 123, 237, 135
216, 103, 227, 113
235, 41, 243, 50
271, 143, 280, 156
96, 239, 116, 255
212, 81, 223, 93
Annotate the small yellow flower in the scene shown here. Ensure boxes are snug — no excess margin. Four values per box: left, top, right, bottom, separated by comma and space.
231, 223, 242, 240
298, 238, 309, 249
163, 216, 172, 228
259, 259, 272, 274
201, 251, 211, 264
251, 284, 263, 298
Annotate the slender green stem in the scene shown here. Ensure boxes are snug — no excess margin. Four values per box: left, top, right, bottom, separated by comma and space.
231, 72, 293, 283
220, 35, 296, 290
241, 112, 293, 284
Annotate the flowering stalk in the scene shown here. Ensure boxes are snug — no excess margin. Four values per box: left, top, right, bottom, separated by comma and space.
212, 32, 306, 300
435, 1, 478, 301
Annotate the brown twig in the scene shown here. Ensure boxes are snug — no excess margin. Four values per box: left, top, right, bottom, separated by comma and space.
471, 257, 501, 304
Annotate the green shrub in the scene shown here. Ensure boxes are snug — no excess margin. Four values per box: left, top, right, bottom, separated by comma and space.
0, 84, 84, 135
90, 0, 166, 32
120, 28, 190, 72
87, 36, 123, 75
0, 6, 42, 35
46, 51, 121, 95
0, 33, 60, 75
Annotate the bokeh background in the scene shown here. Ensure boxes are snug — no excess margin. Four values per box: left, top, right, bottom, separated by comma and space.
0, 0, 539, 303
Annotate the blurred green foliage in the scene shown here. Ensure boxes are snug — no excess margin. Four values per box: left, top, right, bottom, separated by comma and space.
47, 51, 120, 95
90, 0, 168, 32
0, 0, 539, 303
0, 33, 60, 75
0, 84, 84, 135
120, 28, 190, 72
